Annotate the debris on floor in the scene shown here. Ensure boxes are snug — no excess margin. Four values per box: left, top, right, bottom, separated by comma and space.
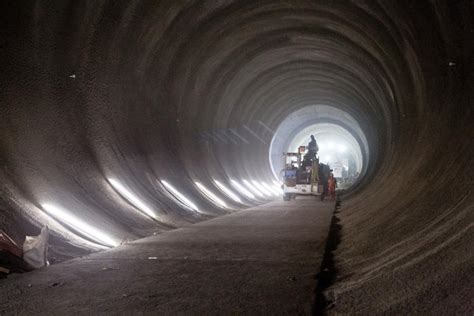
23, 226, 50, 269
0, 227, 50, 279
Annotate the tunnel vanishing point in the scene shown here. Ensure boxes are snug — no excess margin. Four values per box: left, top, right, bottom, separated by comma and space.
0, 0, 473, 314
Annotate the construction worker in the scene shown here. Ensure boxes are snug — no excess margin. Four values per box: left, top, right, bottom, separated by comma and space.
307, 135, 319, 159
328, 172, 337, 200
302, 135, 318, 169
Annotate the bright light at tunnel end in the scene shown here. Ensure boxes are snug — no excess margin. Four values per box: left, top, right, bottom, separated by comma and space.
160, 180, 199, 212
41, 203, 118, 248
338, 144, 347, 153
269, 106, 367, 181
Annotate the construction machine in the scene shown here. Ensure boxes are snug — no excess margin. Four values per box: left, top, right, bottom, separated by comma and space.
280, 146, 330, 201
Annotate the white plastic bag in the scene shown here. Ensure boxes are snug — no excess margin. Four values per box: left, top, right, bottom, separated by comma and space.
23, 226, 50, 269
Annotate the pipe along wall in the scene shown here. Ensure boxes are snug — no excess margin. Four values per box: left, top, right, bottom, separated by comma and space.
0, 1, 472, 313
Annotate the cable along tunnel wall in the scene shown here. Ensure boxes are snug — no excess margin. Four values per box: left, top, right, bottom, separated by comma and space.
0, 0, 472, 313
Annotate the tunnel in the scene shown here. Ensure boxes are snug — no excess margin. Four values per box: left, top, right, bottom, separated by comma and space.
0, 0, 473, 314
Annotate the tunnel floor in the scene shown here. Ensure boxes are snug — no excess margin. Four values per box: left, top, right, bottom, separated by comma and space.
0, 198, 334, 314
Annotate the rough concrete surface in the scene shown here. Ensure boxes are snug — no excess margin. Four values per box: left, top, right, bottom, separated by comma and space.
0, 1, 473, 314
0, 199, 334, 315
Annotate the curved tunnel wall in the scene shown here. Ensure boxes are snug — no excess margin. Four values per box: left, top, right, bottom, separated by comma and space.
0, 0, 472, 313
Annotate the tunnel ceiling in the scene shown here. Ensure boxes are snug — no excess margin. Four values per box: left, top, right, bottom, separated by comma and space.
1, 0, 473, 312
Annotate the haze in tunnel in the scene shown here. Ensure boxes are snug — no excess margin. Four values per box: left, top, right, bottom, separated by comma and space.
289, 124, 362, 170
270, 104, 369, 182
0, 0, 472, 313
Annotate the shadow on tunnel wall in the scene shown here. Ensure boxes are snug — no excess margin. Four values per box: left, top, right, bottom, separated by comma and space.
0, 0, 472, 313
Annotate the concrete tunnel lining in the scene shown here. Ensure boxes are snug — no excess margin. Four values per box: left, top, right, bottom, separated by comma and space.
0, 0, 472, 313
